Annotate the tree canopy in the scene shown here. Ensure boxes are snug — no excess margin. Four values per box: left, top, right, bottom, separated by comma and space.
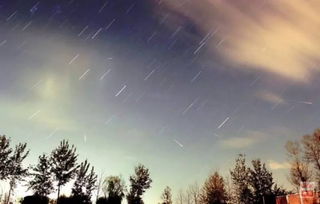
28, 154, 54, 196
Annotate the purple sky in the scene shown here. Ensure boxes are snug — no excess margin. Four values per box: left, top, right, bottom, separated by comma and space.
0, 0, 320, 202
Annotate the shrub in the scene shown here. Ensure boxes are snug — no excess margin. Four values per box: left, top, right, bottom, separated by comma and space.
21, 195, 49, 204
96, 197, 108, 204
57, 196, 73, 204
57, 195, 92, 204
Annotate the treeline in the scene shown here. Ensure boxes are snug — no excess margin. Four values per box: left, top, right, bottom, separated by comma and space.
0, 128, 319, 204
173, 155, 288, 204
0, 137, 151, 204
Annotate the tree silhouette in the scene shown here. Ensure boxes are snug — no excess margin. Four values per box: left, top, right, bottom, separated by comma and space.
187, 183, 200, 204
200, 171, 228, 204
102, 176, 126, 204
72, 160, 97, 204
50, 140, 78, 200
127, 164, 152, 204
28, 154, 54, 196
224, 176, 237, 204
0, 135, 12, 180
160, 186, 172, 204
285, 140, 312, 190
272, 184, 289, 197
248, 159, 273, 204
85, 165, 98, 199
230, 154, 253, 204
302, 129, 320, 186
6, 142, 29, 204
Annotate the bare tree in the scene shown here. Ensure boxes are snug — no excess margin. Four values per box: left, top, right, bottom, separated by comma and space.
160, 186, 172, 204
286, 141, 312, 191
176, 187, 195, 204
176, 189, 186, 204
187, 183, 201, 204
302, 129, 320, 186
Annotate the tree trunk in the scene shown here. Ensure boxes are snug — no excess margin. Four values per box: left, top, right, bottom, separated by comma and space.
57, 184, 61, 203
6, 184, 12, 204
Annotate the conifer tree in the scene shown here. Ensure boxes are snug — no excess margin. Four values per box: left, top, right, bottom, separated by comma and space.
200, 172, 228, 204
248, 159, 273, 204
230, 154, 253, 204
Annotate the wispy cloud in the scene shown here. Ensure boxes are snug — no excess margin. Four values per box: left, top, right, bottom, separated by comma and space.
256, 90, 285, 105
158, 0, 320, 82
219, 130, 266, 149
268, 160, 290, 170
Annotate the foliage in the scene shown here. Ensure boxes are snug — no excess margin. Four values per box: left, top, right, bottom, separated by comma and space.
72, 159, 97, 204
51, 140, 78, 199
0, 135, 12, 180
160, 186, 172, 204
302, 129, 320, 186
102, 176, 126, 204
127, 164, 152, 204
200, 171, 228, 204
28, 154, 54, 196
7, 142, 30, 203
96, 197, 108, 204
21, 195, 49, 204
248, 159, 273, 204
57, 195, 73, 204
285, 140, 312, 190
230, 154, 253, 204
272, 184, 289, 197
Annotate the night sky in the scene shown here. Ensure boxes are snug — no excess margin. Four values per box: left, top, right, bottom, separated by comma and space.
1, 0, 320, 202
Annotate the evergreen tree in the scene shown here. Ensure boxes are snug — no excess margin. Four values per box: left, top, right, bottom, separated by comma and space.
272, 184, 289, 197
160, 186, 172, 204
248, 159, 273, 204
50, 140, 78, 200
200, 172, 228, 204
230, 154, 253, 204
127, 164, 152, 204
28, 154, 54, 196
